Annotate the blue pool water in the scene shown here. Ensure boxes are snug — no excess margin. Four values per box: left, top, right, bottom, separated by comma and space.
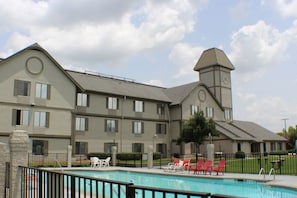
67, 170, 297, 198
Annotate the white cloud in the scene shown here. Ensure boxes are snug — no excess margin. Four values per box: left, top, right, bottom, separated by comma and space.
234, 90, 297, 132
229, 20, 289, 82
169, 42, 204, 79
270, 0, 297, 17
0, 0, 201, 70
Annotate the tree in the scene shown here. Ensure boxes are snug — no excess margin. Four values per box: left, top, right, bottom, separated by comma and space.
177, 111, 218, 154
287, 126, 297, 150
277, 126, 297, 150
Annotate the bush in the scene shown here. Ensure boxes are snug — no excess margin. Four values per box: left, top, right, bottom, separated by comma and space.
235, 151, 245, 159
153, 152, 161, 160
117, 153, 142, 160
269, 150, 288, 155
87, 153, 111, 159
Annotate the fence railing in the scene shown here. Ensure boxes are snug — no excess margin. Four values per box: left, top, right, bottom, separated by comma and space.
21, 166, 244, 198
28, 152, 297, 175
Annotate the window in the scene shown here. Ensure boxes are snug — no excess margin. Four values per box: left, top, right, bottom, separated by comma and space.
14, 80, 31, 96
132, 143, 144, 153
278, 142, 283, 150
75, 117, 88, 131
224, 108, 231, 120
77, 93, 88, 107
271, 142, 276, 151
34, 112, 49, 128
104, 142, 118, 153
32, 140, 48, 155
191, 105, 198, 115
107, 97, 118, 110
105, 119, 118, 132
133, 121, 143, 134
36, 82, 50, 99
156, 123, 166, 134
157, 104, 165, 115
75, 142, 88, 154
237, 143, 241, 151
134, 100, 144, 112
12, 109, 29, 126
206, 107, 214, 118
156, 143, 167, 157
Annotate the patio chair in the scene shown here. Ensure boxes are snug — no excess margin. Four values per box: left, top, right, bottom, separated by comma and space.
201, 160, 213, 175
181, 159, 190, 171
172, 160, 184, 172
189, 159, 204, 174
90, 157, 100, 167
101, 157, 111, 167
162, 159, 180, 172
212, 160, 226, 175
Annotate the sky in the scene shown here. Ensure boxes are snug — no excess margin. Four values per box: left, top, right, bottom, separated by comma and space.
0, 0, 297, 133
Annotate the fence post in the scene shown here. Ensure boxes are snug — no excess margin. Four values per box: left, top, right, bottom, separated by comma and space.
9, 130, 29, 198
67, 145, 72, 168
241, 158, 244, 173
0, 142, 8, 197
126, 183, 135, 198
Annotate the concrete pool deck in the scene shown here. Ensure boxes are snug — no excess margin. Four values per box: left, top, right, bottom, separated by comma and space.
63, 166, 297, 191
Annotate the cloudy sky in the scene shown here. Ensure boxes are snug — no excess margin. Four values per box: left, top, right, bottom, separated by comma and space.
1, 0, 297, 132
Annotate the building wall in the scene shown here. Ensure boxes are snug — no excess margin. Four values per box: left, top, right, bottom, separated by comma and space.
0, 49, 76, 153
75, 93, 170, 154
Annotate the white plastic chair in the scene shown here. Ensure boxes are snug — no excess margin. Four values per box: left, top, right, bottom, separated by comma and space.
90, 157, 100, 167
101, 157, 111, 167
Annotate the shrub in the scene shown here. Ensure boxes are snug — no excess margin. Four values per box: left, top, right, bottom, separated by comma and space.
117, 153, 142, 160
269, 150, 288, 155
235, 151, 245, 159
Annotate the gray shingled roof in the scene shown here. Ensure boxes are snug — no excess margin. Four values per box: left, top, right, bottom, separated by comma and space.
216, 120, 286, 142
163, 82, 200, 105
194, 48, 235, 71
67, 70, 171, 102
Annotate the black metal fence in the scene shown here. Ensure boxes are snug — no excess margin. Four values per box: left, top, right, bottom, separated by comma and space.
20, 166, 242, 198
28, 152, 297, 175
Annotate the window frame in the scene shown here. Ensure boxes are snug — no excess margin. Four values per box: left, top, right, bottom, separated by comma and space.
107, 97, 118, 110
12, 109, 30, 126
14, 80, 31, 96
156, 123, 166, 134
190, 105, 198, 115
134, 100, 144, 112
157, 104, 165, 115
35, 82, 51, 99
206, 107, 214, 118
132, 143, 144, 153
34, 111, 49, 128
32, 140, 48, 155
75, 117, 88, 131
105, 119, 118, 132
133, 121, 144, 134
75, 142, 88, 155
77, 93, 89, 107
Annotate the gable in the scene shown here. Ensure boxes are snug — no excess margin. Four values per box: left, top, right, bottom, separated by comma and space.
0, 44, 80, 108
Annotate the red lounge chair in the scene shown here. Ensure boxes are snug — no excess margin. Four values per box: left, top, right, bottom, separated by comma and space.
201, 160, 213, 175
189, 159, 204, 174
183, 159, 190, 171
212, 160, 226, 175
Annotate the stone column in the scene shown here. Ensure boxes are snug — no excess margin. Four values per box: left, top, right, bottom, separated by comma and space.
0, 142, 8, 197
9, 130, 29, 198
147, 145, 153, 168
207, 144, 214, 166
112, 146, 117, 166
67, 145, 72, 168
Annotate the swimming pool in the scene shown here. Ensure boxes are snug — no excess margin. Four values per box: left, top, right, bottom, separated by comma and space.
66, 170, 297, 198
